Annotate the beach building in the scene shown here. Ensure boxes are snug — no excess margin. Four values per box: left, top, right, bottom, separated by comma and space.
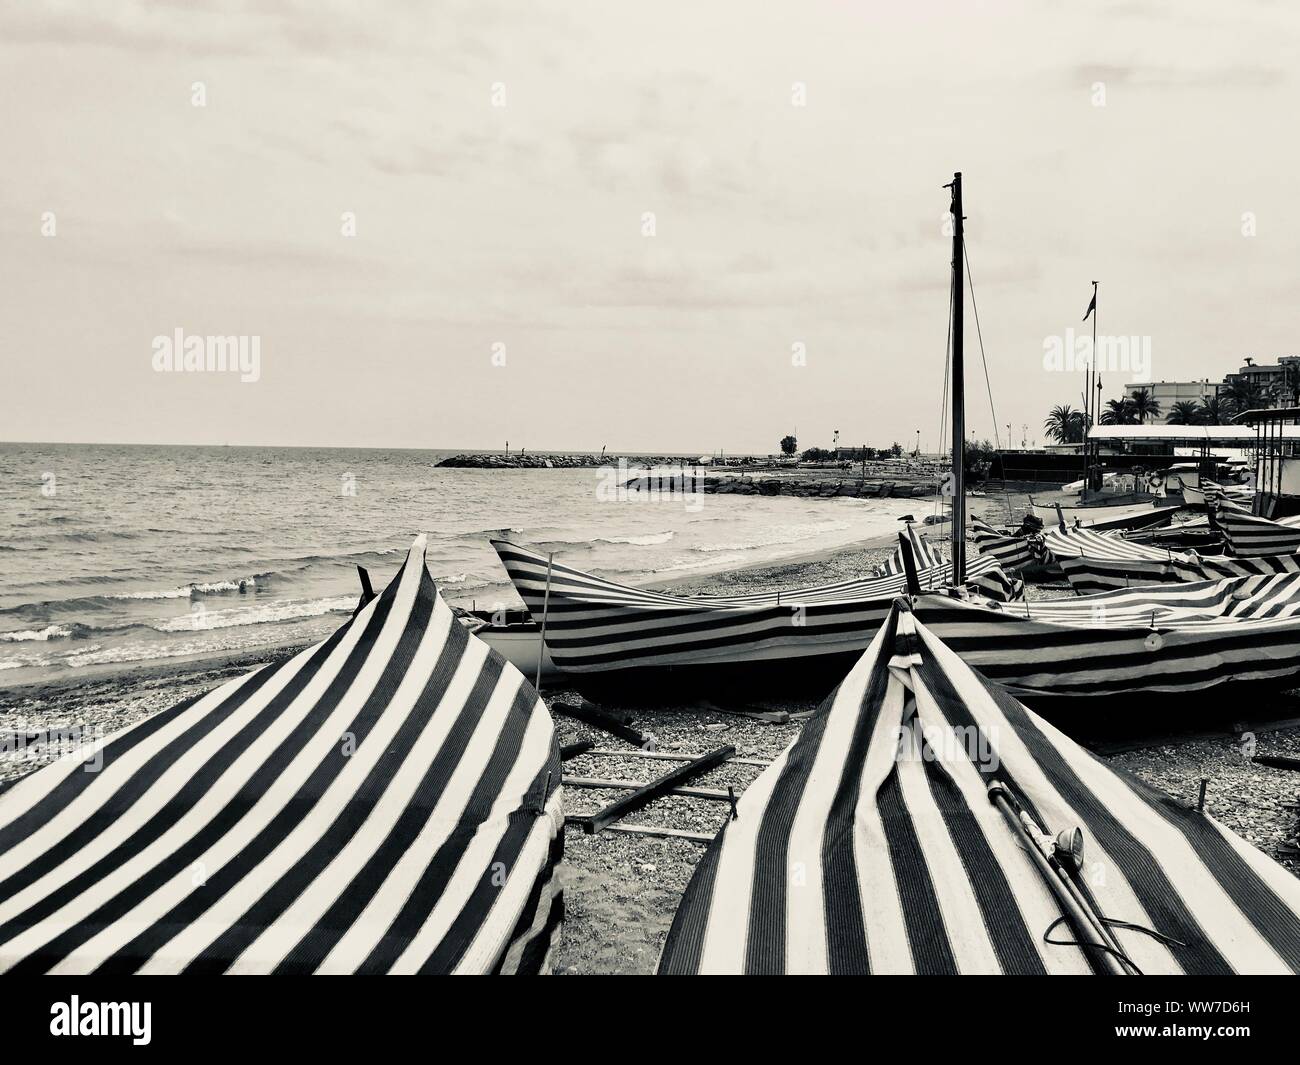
1123, 378, 1219, 411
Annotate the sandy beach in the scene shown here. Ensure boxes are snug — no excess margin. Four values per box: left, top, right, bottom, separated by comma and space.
5, 497, 1300, 976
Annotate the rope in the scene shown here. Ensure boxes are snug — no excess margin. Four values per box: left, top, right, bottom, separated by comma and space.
934, 274, 954, 521
963, 243, 1016, 524
963, 244, 1000, 451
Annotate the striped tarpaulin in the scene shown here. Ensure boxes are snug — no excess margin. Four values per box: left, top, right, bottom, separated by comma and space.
658, 602, 1300, 974
911, 572, 1300, 696
1043, 526, 1300, 594
879, 524, 1024, 602
1042, 525, 1171, 563
491, 539, 1018, 674
1216, 505, 1300, 557
876, 523, 944, 573
1194, 479, 1253, 508
969, 517, 1041, 571
0, 536, 564, 975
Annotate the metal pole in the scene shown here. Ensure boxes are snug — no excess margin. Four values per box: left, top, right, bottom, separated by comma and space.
988, 781, 1126, 975
949, 172, 966, 584
534, 552, 555, 692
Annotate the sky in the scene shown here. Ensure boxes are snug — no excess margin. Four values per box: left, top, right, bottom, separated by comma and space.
1, 0, 1298, 454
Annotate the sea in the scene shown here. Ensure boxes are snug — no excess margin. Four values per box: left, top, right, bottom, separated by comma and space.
0, 443, 923, 686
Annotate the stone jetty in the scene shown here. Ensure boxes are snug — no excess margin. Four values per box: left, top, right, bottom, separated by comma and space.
436, 453, 679, 469
621, 472, 940, 500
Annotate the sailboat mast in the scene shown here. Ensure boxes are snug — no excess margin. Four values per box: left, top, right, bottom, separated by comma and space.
949, 172, 966, 584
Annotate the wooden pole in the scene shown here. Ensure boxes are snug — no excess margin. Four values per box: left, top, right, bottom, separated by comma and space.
948, 172, 966, 584
534, 551, 554, 692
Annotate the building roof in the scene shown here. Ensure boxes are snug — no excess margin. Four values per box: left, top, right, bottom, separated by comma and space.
1088, 424, 1296, 444
1236, 407, 1300, 425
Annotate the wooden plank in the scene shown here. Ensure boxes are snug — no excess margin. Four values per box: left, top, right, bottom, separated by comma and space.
559, 740, 594, 761
570, 745, 735, 834
563, 775, 732, 801
598, 823, 716, 843
585, 748, 772, 767
551, 701, 653, 748
1254, 754, 1300, 772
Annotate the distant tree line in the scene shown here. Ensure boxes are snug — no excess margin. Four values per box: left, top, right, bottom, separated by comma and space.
780, 438, 906, 461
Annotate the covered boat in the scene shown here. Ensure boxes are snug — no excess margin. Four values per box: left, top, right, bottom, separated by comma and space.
659, 601, 1300, 974
1181, 477, 1251, 509
1215, 504, 1300, 557
968, 516, 1043, 572
0, 535, 564, 975
489, 526, 1020, 685
1041, 524, 1300, 595
911, 571, 1300, 697
1027, 497, 1183, 532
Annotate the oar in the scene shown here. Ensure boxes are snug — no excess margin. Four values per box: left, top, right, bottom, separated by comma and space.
987, 780, 1129, 975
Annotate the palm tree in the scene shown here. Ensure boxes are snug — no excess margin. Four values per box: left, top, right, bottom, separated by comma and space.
1166, 400, 1202, 426
1128, 387, 1162, 424
1043, 404, 1086, 444
1222, 380, 1264, 416
1199, 395, 1229, 425
1099, 398, 1137, 425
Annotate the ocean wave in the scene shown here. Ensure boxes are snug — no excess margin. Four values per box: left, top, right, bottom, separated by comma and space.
529, 531, 675, 550
596, 532, 674, 546
0, 624, 74, 643
657, 552, 748, 572
152, 595, 357, 632
108, 577, 261, 601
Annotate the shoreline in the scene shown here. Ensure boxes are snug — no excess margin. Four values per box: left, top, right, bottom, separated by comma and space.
1, 505, 952, 700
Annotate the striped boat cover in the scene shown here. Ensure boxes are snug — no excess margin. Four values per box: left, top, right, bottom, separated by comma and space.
1201, 479, 1253, 507
1042, 525, 1170, 563
658, 603, 1300, 973
0, 536, 564, 975
969, 517, 1042, 571
1043, 526, 1300, 594
1216, 505, 1300, 557
878, 524, 1024, 602
911, 572, 1300, 696
876, 523, 944, 573
491, 539, 1018, 674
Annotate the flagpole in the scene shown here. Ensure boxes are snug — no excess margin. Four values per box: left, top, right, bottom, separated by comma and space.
1091, 281, 1098, 486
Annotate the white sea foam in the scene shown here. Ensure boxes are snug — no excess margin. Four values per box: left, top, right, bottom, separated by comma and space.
0, 624, 73, 643
108, 577, 259, 600
153, 595, 356, 632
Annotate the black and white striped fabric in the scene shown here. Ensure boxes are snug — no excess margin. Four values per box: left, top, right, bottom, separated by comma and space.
659, 603, 1300, 973
877, 524, 1024, 602
911, 572, 1300, 696
876, 523, 944, 573
491, 538, 1018, 674
0, 535, 564, 975
969, 517, 1042, 571
1199, 479, 1253, 508
1043, 526, 1300, 594
1216, 505, 1300, 557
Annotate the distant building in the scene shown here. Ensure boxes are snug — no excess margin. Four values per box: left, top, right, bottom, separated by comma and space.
1221, 355, 1300, 407
1124, 379, 1219, 415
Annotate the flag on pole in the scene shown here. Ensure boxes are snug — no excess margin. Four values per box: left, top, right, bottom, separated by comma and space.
1083, 290, 1096, 321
